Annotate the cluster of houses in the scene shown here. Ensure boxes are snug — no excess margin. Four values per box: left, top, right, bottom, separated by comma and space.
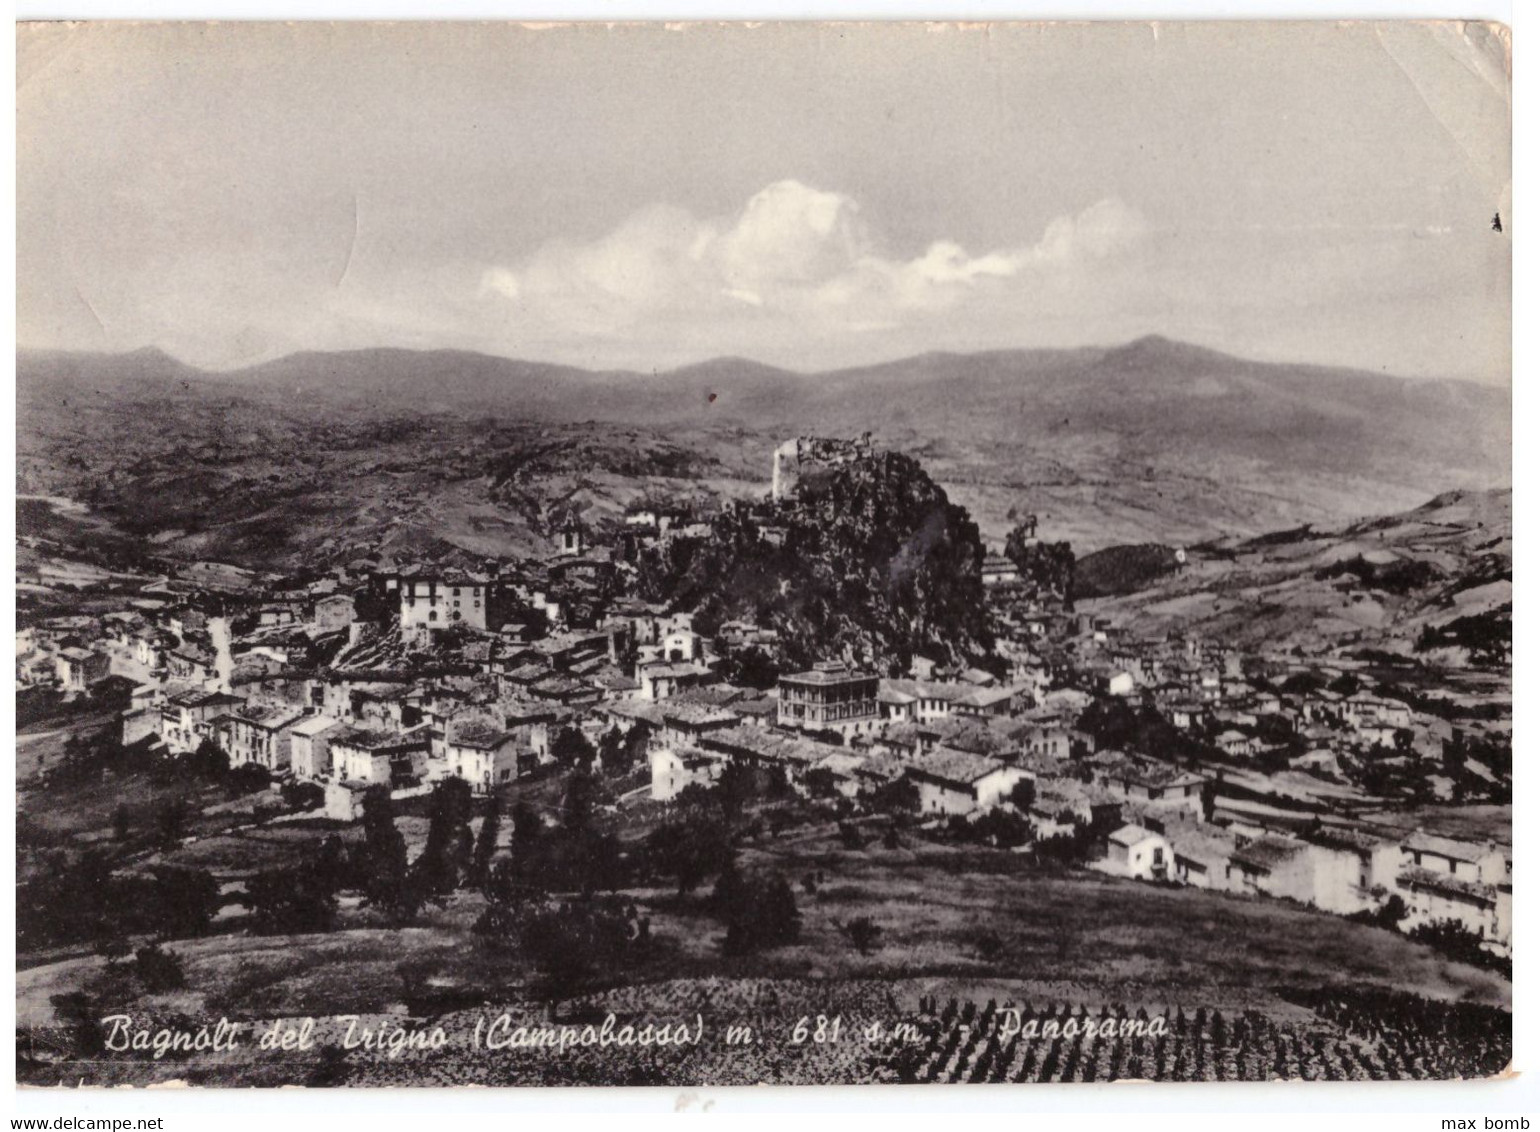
986, 578, 1503, 801
1103, 815, 1510, 952
16, 447, 1510, 959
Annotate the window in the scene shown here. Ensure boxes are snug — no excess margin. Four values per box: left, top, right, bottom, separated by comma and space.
429, 611, 438, 622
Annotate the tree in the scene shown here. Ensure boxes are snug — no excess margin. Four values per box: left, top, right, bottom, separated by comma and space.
724, 647, 779, 690
472, 796, 503, 884
133, 942, 187, 992
552, 827, 626, 896
248, 865, 338, 934
510, 800, 543, 848
1349, 894, 1409, 933
227, 762, 271, 796
358, 786, 421, 923
280, 780, 325, 810
803, 767, 840, 800
760, 875, 801, 946
1200, 780, 1218, 823
1442, 735, 1468, 776
518, 899, 641, 1020
148, 867, 222, 939
1004, 535, 1076, 602
314, 834, 348, 893
673, 781, 719, 816
19, 850, 115, 949
1281, 670, 1326, 695
111, 804, 131, 842
646, 814, 731, 895
156, 796, 192, 847
714, 761, 760, 823
716, 864, 800, 956
191, 737, 230, 778
842, 916, 882, 955
974, 930, 1005, 963
416, 777, 475, 896
96, 933, 131, 968
485, 848, 545, 900
551, 726, 596, 770
562, 767, 602, 833
596, 726, 633, 776
973, 807, 1031, 849
1378, 893, 1410, 926
1327, 672, 1361, 698
1408, 918, 1504, 972
50, 992, 107, 1058
710, 852, 749, 918
871, 776, 920, 815
1008, 778, 1037, 813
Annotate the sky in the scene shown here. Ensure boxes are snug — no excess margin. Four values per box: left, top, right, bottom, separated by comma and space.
16, 20, 1512, 381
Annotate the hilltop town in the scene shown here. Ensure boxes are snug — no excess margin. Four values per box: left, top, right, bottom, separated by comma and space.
16, 433, 1512, 1086
13, 14, 1517, 1100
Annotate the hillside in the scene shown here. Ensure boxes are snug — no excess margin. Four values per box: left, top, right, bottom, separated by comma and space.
15, 824, 1511, 1086
1073, 543, 1183, 600
1088, 488, 1513, 670
38, 337, 1503, 487
15, 338, 1510, 564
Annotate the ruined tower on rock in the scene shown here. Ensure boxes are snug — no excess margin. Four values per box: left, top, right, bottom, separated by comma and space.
770, 433, 874, 501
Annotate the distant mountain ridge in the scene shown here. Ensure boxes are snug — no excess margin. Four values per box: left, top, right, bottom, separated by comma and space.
19, 333, 1509, 425
17, 336, 1510, 561
21, 335, 1508, 481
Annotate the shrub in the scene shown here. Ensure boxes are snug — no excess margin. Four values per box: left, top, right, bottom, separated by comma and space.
247, 865, 338, 935
280, 780, 325, 810
974, 930, 1005, 962
227, 762, 272, 795
843, 916, 882, 955
133, 943, 186, 993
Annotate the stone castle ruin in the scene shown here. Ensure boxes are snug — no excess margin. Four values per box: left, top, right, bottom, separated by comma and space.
770, 433, 874, 501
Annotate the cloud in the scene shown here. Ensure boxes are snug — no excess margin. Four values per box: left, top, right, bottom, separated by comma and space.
1028, 197, 1147, 264
713, 180, 870, 300
479, 181, 1146, 341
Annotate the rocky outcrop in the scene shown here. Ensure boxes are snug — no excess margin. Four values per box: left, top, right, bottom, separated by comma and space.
637, 450, 991, 673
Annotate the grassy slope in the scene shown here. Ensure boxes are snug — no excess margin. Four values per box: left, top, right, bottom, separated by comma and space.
1088, 488, 1512, 659
17, 823, 1507, 1066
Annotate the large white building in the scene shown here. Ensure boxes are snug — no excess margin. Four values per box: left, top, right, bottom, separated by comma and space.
399, 569, 495, 637
777, 660, 881, 739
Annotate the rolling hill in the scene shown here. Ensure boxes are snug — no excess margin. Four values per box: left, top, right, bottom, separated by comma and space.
15, 338, 1510, 564
1088, 486, 1513, 669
